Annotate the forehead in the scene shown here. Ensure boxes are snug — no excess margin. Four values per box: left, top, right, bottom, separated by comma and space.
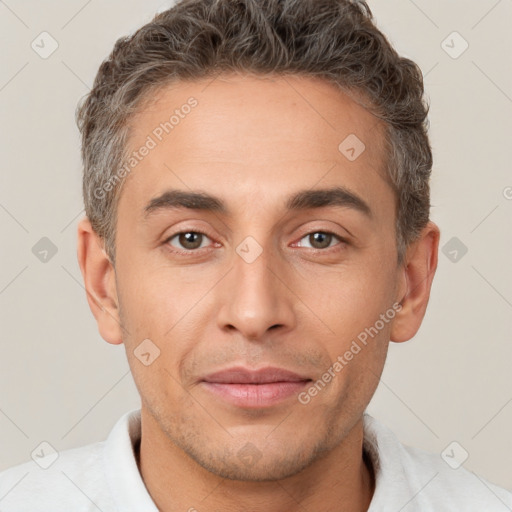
119, 73, 392, 218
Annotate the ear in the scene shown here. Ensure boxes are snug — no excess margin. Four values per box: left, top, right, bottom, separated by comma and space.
390, 221, 440, 343
77, 217, 124, 345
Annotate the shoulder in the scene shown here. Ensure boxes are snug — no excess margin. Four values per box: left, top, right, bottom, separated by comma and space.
364, 414, 512, 511
401, 442, 512, 510
0, 440, 116, 512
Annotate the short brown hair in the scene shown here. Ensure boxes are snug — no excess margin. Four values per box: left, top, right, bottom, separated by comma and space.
76, 0, 432, 265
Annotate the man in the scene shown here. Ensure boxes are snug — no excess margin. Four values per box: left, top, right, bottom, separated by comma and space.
1, 0, 511, 510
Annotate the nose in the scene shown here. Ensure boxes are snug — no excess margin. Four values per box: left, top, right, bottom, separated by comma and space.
216, 238, 296, 341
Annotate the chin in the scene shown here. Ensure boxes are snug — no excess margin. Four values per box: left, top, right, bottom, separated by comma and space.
181, 438, 327, 482
197, 455, 315, 482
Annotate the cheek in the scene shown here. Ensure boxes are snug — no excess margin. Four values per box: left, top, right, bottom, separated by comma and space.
117, 260, 202, 334
298, 261, 396, 402
300, 313, 390, 422
304, 264, 397, 343
116, 263, 215, 383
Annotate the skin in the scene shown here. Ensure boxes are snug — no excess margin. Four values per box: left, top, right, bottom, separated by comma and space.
77, 73, 439, 512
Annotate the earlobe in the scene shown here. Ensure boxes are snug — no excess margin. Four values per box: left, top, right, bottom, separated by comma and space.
390, 221, 440, 343
77, 217, 124, 345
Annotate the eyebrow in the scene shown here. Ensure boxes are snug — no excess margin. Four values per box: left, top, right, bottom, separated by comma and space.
143, 186, 372, 219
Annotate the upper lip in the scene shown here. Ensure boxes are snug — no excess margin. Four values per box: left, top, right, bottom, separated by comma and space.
201, 366, 312, 384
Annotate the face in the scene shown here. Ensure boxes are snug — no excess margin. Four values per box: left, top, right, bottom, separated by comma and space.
105, 74, 406, 480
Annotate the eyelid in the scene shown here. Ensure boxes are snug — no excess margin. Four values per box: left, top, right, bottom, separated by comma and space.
292, 230, 348, 250
163, 227, 348, 258
163, 229, 215, 250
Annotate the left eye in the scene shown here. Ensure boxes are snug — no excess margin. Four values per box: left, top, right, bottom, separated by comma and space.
166, 231, 212, 251
296, 231, 343, 250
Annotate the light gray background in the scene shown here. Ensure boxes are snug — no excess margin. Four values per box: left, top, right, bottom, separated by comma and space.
1, 0, 511, 492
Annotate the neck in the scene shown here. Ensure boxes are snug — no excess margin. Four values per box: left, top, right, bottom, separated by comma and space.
136, 409, 375, 512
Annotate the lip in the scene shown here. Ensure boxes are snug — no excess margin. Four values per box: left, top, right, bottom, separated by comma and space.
200, 366, 312, 408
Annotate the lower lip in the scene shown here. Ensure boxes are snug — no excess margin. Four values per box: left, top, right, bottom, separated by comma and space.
201, 381, 310, 408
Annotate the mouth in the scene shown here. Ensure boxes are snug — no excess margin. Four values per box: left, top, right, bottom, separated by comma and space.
200, 366, 313, 408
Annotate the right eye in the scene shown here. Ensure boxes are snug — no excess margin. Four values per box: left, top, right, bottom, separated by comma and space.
164, 231, 214, 253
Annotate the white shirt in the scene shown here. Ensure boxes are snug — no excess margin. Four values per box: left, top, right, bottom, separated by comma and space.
1, 408, 511, 511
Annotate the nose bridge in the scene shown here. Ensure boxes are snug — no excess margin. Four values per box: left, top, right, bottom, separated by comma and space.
217, 233, 295, 339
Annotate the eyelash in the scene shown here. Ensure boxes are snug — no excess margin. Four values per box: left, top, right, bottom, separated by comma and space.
163, 229, 348, 256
